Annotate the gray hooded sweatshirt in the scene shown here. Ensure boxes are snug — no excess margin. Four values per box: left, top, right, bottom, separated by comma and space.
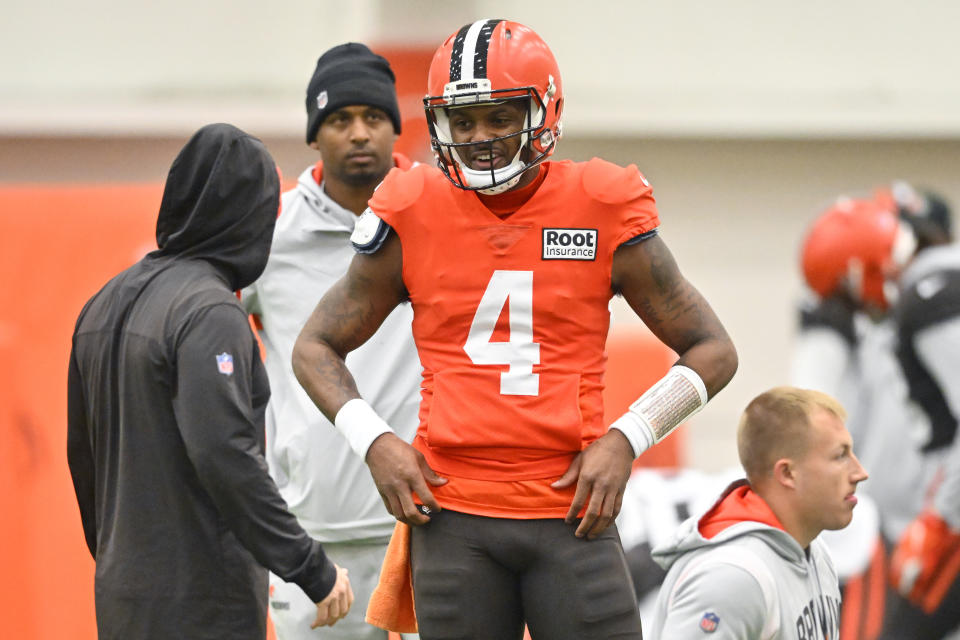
649, 480, 841, 640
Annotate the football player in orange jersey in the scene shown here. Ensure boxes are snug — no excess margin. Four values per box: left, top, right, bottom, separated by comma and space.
293, 19, 738, 639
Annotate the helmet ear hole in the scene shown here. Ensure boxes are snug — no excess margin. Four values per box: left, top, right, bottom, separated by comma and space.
554, 97, 563, 117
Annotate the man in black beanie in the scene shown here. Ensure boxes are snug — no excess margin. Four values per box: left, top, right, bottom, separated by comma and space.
305, 43, 403, 146
241, 43, 421, 639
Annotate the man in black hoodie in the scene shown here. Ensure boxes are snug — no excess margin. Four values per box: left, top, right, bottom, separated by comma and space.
67, 123, 353, 638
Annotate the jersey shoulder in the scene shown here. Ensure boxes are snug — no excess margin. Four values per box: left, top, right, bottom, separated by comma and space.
368, 163, 431, 215
359, 165, 446, 253
581, 157, 653, 204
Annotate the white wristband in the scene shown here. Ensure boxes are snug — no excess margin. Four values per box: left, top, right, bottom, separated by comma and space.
609, 365, 708, 458
609, 410, 656, 459
333, 398, 395, 460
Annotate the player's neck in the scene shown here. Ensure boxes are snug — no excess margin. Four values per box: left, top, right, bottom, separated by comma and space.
477, 164, 547, 219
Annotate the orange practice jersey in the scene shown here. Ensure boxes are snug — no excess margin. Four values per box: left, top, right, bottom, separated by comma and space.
369, 158, 660, 517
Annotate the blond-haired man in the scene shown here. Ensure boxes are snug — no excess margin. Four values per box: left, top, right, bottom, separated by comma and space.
650, 387, 868, 639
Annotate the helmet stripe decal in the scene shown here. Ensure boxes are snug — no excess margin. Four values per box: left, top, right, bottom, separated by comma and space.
449, 23, 472, 82
472, 19, 501, 80
449, 19, 502, 83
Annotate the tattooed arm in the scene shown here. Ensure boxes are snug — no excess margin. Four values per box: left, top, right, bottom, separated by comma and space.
611, 233, 737, 397
293, 233, 444, 525
555, 233, 737, 539
293, 233, 406, 420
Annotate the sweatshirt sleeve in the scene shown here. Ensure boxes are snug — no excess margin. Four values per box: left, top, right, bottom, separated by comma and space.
66, 342, 97, 558
170, 302, 337, 602
656, 562, 769, 640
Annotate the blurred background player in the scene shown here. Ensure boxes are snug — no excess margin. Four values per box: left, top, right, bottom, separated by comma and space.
649, 387, 868, 640
67, 124, 353, 638
621, 195, 919, 638
883, 184, 960, 639
241, 44, 421, 639
293, 18, 737, 639
793, 185, 960, 639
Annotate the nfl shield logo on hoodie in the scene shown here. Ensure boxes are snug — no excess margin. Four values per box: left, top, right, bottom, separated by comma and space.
699, 612, 719, 633
216, 352, 234, 375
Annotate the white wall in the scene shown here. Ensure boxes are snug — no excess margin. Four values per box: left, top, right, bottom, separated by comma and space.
3, 0, 959, 136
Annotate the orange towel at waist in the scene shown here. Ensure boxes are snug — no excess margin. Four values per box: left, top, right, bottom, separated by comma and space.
366, 521, 417, 633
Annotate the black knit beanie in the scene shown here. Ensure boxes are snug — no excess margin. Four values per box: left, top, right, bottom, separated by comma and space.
305, 43, 402, 144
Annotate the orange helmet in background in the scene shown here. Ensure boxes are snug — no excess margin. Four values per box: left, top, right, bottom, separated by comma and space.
424, 19, 563, 194
801, 197, 917, 310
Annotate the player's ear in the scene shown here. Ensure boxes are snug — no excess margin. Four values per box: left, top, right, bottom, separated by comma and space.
772, 458, 796, 489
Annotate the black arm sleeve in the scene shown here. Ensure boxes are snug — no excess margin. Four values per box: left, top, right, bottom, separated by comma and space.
171, 303, 337, 602
66, 343, 97, 558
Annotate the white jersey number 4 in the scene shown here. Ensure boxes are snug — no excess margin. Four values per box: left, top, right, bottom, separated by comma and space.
464, 270, 541, 396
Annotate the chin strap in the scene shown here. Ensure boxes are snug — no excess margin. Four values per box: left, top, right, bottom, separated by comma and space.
476, 173, 522, 195
452, 140, 527, 194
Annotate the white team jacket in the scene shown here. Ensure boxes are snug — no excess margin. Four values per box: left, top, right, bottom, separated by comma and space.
242, 164, 421, 543
649, 481, 842, 640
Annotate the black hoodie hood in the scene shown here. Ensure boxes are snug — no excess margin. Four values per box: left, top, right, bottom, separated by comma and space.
154, 123, 279, 290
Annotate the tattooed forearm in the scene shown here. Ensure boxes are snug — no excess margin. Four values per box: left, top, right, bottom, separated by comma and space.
300, 339, 362, 417
292, 237, 406, 420
293, 300, 367, 422
315, 275, 386, 356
